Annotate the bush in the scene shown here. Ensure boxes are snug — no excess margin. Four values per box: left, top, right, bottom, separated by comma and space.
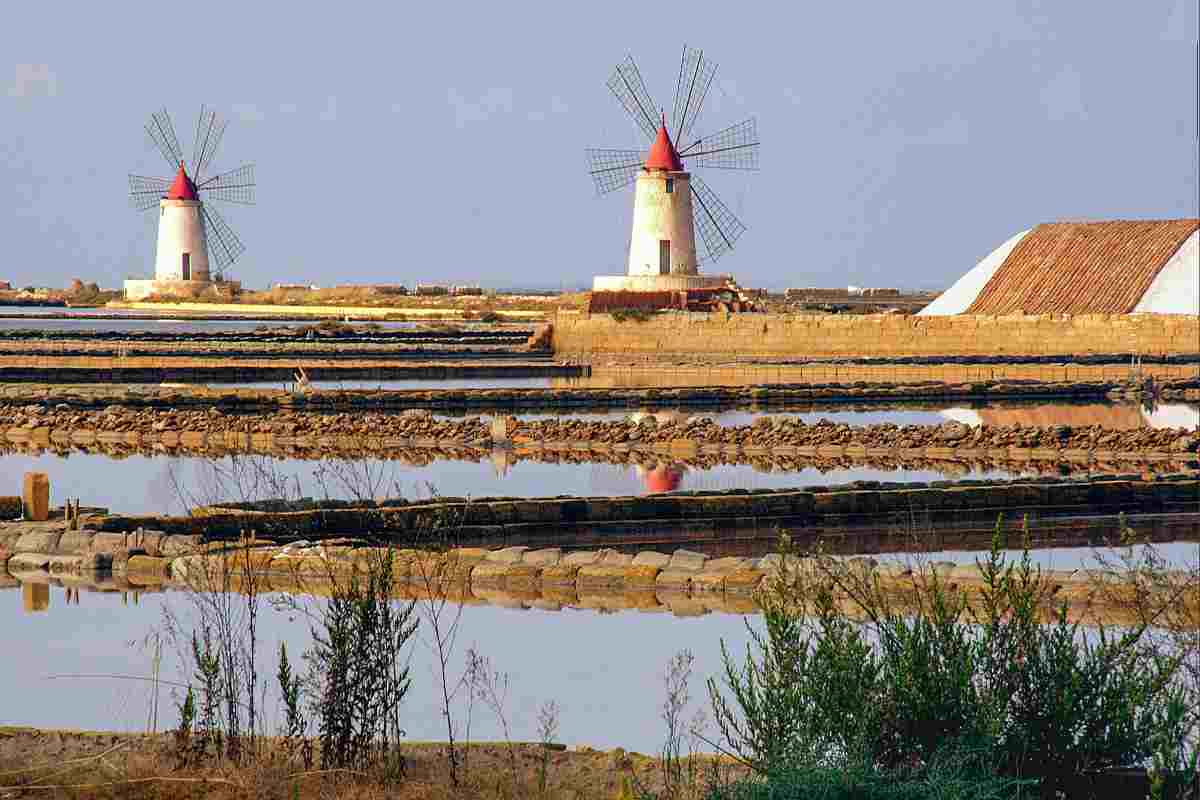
707, 522, 1196, 798
709, 752, 1018, 800
306, 547, 418, 778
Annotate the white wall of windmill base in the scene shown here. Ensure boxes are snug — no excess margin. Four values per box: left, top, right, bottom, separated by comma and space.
154, 199, 211, 282
122, 279, 241, 301
627, 170, 698, 277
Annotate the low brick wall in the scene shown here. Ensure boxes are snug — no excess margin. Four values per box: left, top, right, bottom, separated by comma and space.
551, 311, 1200, 360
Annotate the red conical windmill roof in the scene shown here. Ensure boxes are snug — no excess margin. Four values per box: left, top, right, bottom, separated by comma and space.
166, 162, 199, 201
644, 114, 683, 171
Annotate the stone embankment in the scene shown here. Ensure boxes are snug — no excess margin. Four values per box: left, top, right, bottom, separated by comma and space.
1, 406, 1196, 469
0, 326, 532, 343
551, 310, 1200, 360
1, 377, 1196, 411
0, 358, 580, 383
3, 475, 1189, 546
4, 525, 1196, 625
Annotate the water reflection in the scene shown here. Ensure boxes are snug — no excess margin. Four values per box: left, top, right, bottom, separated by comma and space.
0, 451, 1012, 516
0, 582, 755, 752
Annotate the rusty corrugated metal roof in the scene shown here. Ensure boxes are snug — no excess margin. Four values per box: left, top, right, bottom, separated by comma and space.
965, 219, 1199, 314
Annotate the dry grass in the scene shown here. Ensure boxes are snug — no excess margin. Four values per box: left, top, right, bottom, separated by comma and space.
0, 729, 738, 799
136, 286, 585, 314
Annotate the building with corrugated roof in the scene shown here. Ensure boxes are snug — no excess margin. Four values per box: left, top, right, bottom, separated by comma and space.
920, 219, 1199, 315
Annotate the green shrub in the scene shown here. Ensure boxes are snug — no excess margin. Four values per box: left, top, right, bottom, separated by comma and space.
707, 521, 1196, 798
708, 751, 1018, 800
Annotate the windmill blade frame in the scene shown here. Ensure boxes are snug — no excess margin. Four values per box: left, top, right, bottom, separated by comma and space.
146, 108, 185, 172
679, 117, 759, 171
586, 148, 645, 195
200, 203, 246, 276
670, 45, 717, 147
690, 174, 747, 264
607, 54, 659, 140
191, 105, 229, 183
128, 175, 171, 211
198, 163, 255, 205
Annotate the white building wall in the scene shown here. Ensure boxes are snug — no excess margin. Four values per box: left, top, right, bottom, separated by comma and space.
154, 199, 211, 282
1133, 231, 1199, 314
626, 170, 698, 277
918, 230, 1031, 315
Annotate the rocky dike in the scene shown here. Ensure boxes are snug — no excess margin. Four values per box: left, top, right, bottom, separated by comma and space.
4, 503, 1197, 625
1, 404, 1196, 467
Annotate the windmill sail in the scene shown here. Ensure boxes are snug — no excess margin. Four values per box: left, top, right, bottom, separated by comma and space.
191, 106, 228, 183
128, 175, 171, 211
679, 117, 759, 170
670, 45, 717, 148
198, 163, 255, 205
607, 55, 659, 140
200, 203, 246, 276
146, 108, 185, 171
690, 175, 746, 263
585, 148, 645, 195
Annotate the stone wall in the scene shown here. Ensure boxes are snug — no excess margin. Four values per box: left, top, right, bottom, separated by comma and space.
550, 311, 1200, 360
75, 477, 1200, 545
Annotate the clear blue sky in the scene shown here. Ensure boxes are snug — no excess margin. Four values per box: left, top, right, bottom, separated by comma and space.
2, 1, 1196, 291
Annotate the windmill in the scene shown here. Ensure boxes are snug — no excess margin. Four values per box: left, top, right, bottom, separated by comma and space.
586, 45, 759, 291
127, 106, 254, 295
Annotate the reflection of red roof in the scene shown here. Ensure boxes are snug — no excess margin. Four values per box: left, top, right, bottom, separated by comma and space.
644, 116, 683, 171
166, 163, 199, 201
643, 465, 683, 493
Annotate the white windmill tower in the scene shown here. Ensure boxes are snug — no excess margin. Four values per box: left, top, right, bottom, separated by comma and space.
125, 107, 255, 300
587, 46, 759, 292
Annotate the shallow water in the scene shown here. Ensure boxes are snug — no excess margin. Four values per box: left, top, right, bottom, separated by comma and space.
0, 451, 1012, 516
0, 583, 752, 752
4, 537, 1195, 752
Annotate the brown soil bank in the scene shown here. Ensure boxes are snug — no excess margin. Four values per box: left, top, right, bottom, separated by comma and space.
0, 727, 687, 799
2, 376, 1197, 411
551, 311, 1200, 360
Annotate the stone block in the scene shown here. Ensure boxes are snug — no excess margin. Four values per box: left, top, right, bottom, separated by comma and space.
691, 572, 727, 593
159, 535, 202, 557
631, 551, 671, 568
501, 563, 544, 587
90, 532, 133, 554
56, 531, 93, 555
577, 563, 634, 587
469, 562, 512, 585
599, 550, 634, 566
540, 563, 582, 585
21, 473, 49, 521
655, 569, 696, 590
704, 557, 750, 573
14, 530, 63, 554
668, 549, 707, 571
485, 546, 528, 564
724, 569, 767, 594
7, 552, 51, 572
523, 548, 562, 566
